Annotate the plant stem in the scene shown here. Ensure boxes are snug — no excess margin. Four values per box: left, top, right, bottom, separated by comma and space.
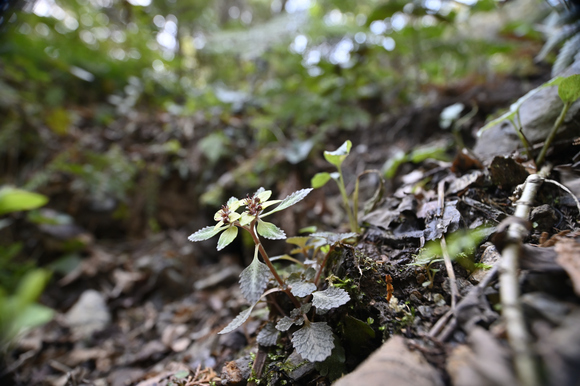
246, 223, 301, 309
336, 165, 358, 233
314, 246, 335, 286
536, 101, 570, 167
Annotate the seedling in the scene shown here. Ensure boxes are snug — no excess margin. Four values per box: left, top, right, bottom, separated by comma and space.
188, 187, 351, 362
477, 74, 580, 166
311, 141, 383, 234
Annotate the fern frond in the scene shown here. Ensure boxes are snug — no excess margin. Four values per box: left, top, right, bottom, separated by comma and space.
552, 31, 580, 75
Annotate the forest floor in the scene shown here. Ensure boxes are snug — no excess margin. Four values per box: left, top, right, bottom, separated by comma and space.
2, 63, 580, 386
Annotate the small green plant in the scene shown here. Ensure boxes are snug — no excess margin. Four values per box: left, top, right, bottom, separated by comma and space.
477, 74, 580, 166
410, 227, 490, 287
0, 186, 54, 351
311, 141, 383, 234
188, 187, 351, 362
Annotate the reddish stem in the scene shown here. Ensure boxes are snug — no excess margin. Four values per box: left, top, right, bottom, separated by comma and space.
244, 222, 301, 309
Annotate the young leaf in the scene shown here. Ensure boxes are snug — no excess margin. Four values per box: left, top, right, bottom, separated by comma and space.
290, 281, 317, 297
292, 322, 335, 362
240, 251, 272, 304
558, 74, 580, 103
217, 226, 238, 251
257, 322, 279, 346
310, 232, 358, 245
218, 304, 256, 334
188, 225, 225, 242
276, 316, 296, 332
291, 302, 312, 317
257, 220, 286, 240
262, 188, 313, 216
311, 172, 332, 189
312, 287, 350, 314
323, 140, 352, 168
286, 236, 312, 248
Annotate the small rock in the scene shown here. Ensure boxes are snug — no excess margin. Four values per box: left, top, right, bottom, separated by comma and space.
530, 204, 557, 232
283, 350, 315, 381
221, 356, 252, 385
470, 244, 500, 283
65, 289, 111, 339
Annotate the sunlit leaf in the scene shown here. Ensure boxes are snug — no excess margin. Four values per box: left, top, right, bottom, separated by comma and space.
292, 322, 335, 362
257, 322, 278, 346
257, 220, 286, 240
558, 74, 580, 103
239, 251, 272, 304
188, 225, 225, 242
218, 304, 256, 334
217, 226, 238, 251
311, 172, 332, 188
312, 287, 350, 314
262, 188, 312, 216
323, 140, 352, 168
0, 187, 48, 216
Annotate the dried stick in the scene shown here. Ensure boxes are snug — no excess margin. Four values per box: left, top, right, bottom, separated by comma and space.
440, 235, 459, 311
437, 179, 459, 311
499, 165, 551, 386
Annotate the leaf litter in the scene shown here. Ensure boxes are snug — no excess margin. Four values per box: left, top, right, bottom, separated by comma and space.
3, 79, 580, 386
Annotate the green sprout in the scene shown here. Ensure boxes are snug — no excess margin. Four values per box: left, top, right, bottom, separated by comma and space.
311, 141, 383, 234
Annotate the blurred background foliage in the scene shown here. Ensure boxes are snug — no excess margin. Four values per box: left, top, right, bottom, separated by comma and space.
0, 0, 551, 280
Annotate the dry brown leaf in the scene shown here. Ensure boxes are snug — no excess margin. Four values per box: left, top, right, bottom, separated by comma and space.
333, 336, 443, 386
555, 238, 580, 296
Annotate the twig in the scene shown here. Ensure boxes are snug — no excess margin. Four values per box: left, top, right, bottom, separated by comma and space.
437, 179, 459, 311
428, 264, 499, 341
440, 235, 459, 311
499, 164, 551, 386
544, 178, 580, 214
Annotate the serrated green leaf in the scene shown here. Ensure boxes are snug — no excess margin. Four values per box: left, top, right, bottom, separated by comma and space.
257, 220, 286, 240
217, 226, 238, 251
292, 322, 335, 362
276, 316, 296, 332
218, 304, 256, 334
290, 281, 317, 297
323, 140, 352, 168
312, 287, 350, 314
0, 187, 48, 216
240, 251, 272, 304
311, 172, 332, 189
558, 74, 580, 103
257, 322, 279, 346
262, 188, 313, 216
188, 225, 225, 242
